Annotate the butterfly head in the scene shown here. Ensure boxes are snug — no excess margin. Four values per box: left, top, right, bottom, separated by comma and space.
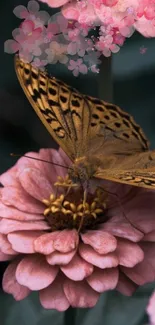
69, 157, 96, 188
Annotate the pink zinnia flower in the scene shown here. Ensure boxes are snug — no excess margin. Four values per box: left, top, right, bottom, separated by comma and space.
1, 148, 155, 311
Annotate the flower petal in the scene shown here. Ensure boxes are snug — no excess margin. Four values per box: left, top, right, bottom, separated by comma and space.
46, 249, 76, 265
116, 239, 144, 267
79, 243, 118, 269
121, 242, 155, 286
64, 279, 99, 308
39, 274, 70, 311
102, 216, 143, 242
0, 186, 44, 213
53, 229, 79, 253
16, 255, 58, 290
34, 231, 60, 254
19, 168, 53, 201
0, 251, 15, 261
2, 260, 30, 300
0, 166, 18, 187
28, 0, 40, 13
81, 230, 117, 254
8, 231, 45, 253
142, 230, 155, 242
0, 202, 44, 221
16, 151, 42, 172
13, 5, 28, 18
39, 0, 70, 8
0, 233, 17, 255
39, 148, 70, 185
4, 40, 20, 54
116, 272, 137, 296
147, 290, 155, 325
61, 254, 93, 281
0, 219, 50, 234
87, 267, 119, 293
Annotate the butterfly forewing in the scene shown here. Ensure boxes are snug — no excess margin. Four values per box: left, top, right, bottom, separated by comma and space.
15, 56, 91, 161
15, 56, 155, 191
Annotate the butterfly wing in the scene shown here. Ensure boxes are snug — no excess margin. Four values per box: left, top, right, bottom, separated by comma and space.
15, 56, 92, 161
95, 150, 155, 189
15, 56, 149, 158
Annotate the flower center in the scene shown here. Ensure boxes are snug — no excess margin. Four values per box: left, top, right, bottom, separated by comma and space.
42, 176, 107, 232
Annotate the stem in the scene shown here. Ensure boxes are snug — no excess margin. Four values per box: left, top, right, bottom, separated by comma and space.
64, 307, 76, 325
98, 55, 113, 102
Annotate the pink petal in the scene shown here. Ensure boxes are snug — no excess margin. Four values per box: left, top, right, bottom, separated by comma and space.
39, 274, 70, 311
0, 186, 44, 213
102, 216, 143, 242
19, 168, 53, 201
0, 219, 50, 234
121, 242, 155, 285
39, 148, 70, 185
79, 243, 118, 269
81, 230, 117, 254
4, 40, 20, 54
46, 249, 76, 265
27, 0, 40, 12
2, 260, 30, 300
0, 166, 18, 187
13, 5, 28, 19
34, 231, 60, 255
39, 0, 70, 8
116, 239, 144, 267
0, 234, 17, 255
122, 190, 155, 234
143, 230, 155, 241
16, 255, 59, 290
8, 231, 45, 253
16, 151, 42, 171
0, 202, 44, 221
62, 4, 80, 20
64, 279, 99, 308
61, 254, 93, 281
87, 267, 118, 293
21, 20, 34, 34
0, 251, 15, 261
116, 272, 137, 296
147, 290, 155, 325
53, 229, 79, 253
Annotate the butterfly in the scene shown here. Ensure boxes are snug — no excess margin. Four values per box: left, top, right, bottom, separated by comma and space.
15, 56, 155, 192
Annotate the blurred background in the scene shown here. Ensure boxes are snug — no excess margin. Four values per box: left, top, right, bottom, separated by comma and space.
0, 0, 155, 324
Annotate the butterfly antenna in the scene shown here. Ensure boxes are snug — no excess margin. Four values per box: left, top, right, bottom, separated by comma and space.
10, 153, 72, 170
98, 186, 145, 235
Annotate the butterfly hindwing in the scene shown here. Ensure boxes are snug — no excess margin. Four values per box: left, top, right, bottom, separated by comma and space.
95, 150, 155, 189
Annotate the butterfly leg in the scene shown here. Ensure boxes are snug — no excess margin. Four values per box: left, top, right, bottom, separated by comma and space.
77, 189, 88, 233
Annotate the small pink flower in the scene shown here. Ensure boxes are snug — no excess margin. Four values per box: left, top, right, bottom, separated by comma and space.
13, 0, 50, 27
68, 59, 88, 76
1, 148, 155, 310
4, 20, 43, 60
139, 46, 147, 54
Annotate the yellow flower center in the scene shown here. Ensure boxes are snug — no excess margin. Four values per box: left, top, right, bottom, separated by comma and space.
42, 176, 107, 232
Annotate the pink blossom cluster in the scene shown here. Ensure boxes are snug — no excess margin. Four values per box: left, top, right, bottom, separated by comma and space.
4, 0, 155, 75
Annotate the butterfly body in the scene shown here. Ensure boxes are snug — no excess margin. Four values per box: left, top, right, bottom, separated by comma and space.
15, 56, 155, 191
69, 156, 96, 188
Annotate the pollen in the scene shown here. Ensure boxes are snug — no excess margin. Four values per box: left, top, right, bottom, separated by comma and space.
42, 177, 108, 232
